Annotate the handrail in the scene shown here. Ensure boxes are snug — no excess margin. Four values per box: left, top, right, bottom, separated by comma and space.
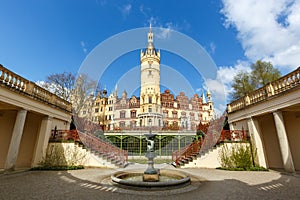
77, 131, 128, 166
50, 129, 80, 141
171, 129, 248, 166
49, 129, 128, 167
228, 67, 300, 113
0, 64, 72, 112
172, 138, 203, 166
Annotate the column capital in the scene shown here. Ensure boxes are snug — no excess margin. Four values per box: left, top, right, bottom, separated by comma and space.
18, 108, 28, 113
42, 115, 53, 121
272, 110, 282, 114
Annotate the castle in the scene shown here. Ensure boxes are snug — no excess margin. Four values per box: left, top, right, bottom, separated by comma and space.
77, 27, 214, 131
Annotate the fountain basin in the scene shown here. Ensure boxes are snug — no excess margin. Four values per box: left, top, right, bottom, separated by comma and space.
111, 170, 190, 187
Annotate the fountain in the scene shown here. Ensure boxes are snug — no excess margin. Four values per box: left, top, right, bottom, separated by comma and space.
143, 128, 159, 182
111, 126, 191, 188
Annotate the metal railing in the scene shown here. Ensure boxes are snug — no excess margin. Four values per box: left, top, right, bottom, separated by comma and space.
77, 131, 128, 166
49, 129, 128, 167
172, 138, 203, 166
50, 129, 80, 141
171, 129, 248, 166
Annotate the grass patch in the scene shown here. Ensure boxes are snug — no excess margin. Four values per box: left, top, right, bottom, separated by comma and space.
216, 166, 268, 171
129, 158, 172, 164
31, 165, 84, 171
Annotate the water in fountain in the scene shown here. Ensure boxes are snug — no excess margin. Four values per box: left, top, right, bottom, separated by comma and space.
111, 126, 191, 188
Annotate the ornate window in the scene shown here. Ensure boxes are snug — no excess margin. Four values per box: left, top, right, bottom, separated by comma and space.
120, 111, 126, 118
163, 110, 168, 118
119, 121, 125, 128
130, 121, 136, 128
131, 110, 136, 118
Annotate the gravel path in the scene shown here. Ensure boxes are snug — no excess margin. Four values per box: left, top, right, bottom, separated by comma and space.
0, 164, 299, 200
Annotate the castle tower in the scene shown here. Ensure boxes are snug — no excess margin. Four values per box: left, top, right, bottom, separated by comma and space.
206, 89, 214, 118
138, 25, 162, 127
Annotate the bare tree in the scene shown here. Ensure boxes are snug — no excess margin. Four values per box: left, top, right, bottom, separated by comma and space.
71, 73, 98, 114
39, 72, 75, 101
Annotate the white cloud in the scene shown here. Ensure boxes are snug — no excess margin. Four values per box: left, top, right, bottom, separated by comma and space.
80, 41, 87, 54
221, 0, 300, 70
202, 61, 251, 113
140, 4, 151, 18
209, 42, 216, 54
120, 4, 132, 18
217, 61, 251, 85
156, 22, 178, 39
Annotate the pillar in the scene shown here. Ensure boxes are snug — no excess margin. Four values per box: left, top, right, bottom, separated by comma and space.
4, 109, 27, 171
247, 117, 267, 168
120, 135, 123, 150
159, 135, 162, 157
229, 123, 234, 131
273, 111, 295, 172
139, 134, 142, 157
31, 116, 53, 167
178, 135, 181, 151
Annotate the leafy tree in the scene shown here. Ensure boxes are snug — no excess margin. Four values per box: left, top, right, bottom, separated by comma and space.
231, 71, 254, 100
230, 60, 281, 100
251, 60, 281, 88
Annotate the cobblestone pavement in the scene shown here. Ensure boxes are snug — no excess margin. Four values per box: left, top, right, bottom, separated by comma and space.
0, 164, 299, 200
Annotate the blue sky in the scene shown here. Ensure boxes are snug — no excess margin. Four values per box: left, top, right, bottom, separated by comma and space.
1, 0, 299, 113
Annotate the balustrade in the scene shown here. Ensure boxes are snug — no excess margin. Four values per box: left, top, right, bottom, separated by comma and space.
0, 64, 71, 112
0, 64, 28, 92
228, 67, 300, 113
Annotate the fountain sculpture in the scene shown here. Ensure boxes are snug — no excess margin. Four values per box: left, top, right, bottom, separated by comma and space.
111, 126, 191, 188
143, 130, 159, 182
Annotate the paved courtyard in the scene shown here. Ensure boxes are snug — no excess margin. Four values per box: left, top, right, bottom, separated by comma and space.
0, 164, 299, 200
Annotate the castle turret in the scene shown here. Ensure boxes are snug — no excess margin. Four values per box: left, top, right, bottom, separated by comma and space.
138, 25, 162, 127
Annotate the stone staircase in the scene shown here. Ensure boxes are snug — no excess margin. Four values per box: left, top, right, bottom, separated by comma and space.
172, 129, 248, 168
77, 131, 128, 167
50, 129, 128, 168
179, 142, 225, 168
171, 139, 203, 167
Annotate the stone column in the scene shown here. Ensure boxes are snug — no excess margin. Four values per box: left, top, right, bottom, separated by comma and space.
247, 117, 267, 168
4, 109, 27, 171
229, 123, 234, 131
273, 111, 295, 172
65, 121, 70, 130
31, 116, 53, 167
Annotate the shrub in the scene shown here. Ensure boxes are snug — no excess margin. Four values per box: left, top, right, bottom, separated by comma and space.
218, 143, 267, 171
36, 143, 86, 170
231, 144, 253, 169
